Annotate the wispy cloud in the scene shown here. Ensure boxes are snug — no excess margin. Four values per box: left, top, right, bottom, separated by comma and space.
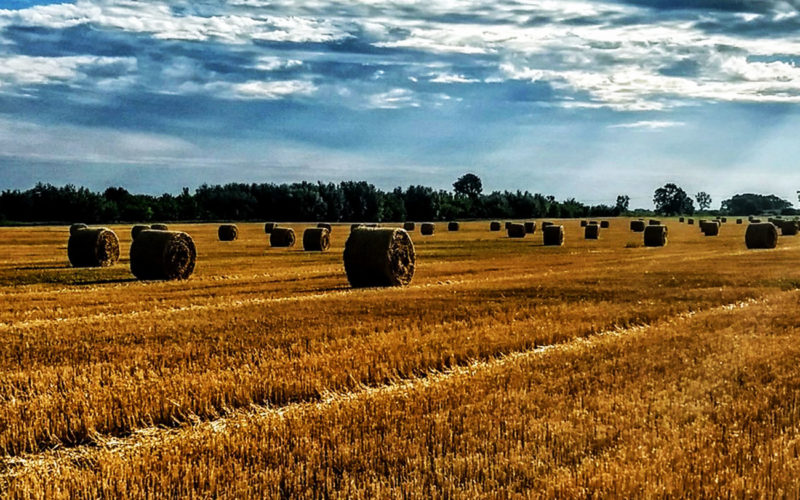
609, 120, 686, 129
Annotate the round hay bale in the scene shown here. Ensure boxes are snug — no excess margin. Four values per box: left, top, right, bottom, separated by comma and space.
130, 230, 196, 280
585, 223, 600, 240
649, 219, 661, 226
746, 223, 778, 249
507, 223, 526, 238
644, 225, 668, 247
421, 223, 435, 236
600, 221, 610, 229
736, 219, 743, 224
688, 219, 695, 225
543, 225, 564, 246
131, 225, 149, 240
68, 227, 120, 268
70, 223, 88, 236
721, 217, 728, 223
303, 227, 331, 251
524, 221, 536, 234
580, 220, 588, 227
150, 224, 168, 231
264, 222, 277, 233
702, 221, 720, 236
318, 222, 333, 232
343, 227, 415, 288
542, 221, 554, 229
780, 220, 798, 236
448, 221, 460, 231
630, 220, 646, 232
679, 217, 685, 223
504, 221, 512, 229
270, 227, 296, 247
403, 222, 415, 231
218, 224, 238, 241
490, 221, 501, 231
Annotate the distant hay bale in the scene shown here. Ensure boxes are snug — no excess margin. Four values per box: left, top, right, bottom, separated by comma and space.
679, 217, 685, 223
318, 223, 333, 231
218, 224, 238, 241
490, 221, 501, 231
403, 222, 416, 231
303, 227, 331, 251
505, 221, 512, 229
701, 221, 720, 236
649, 219, 661, 225
630, 220, 646, 232
448, 221, 460, 231
580, 220, 588, 227
589, 220, 599, 226
644, 225, 668, 247
750, 219, 762, 223
264, 222, 277, 233
68, 227, 120, 268
270, 227, 296, 247
70, 223, 88, 236
420, 223, 435, 235
543, 225, 564, 246
542, 221, 554, 229
507, 223, 526, 238
130, 230, 196, 280
151, 224, 168, 231
343, 227, 415, 288
585, 223, 600, 240
779, 220, 798, 236
600, 221, 610, 228
746, 223, 778, 249
721, 217, 728, 223
688, 219, 695, 225
131, 225, 149, 240
524, 221, 536, 234
736, 219, 743, 224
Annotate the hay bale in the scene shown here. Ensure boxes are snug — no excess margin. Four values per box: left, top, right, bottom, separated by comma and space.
542, 221, 554, 229
70, 223, 88, 236
421, 223, 435, 236
649, 219, 661, 225
130, 230, 196, 280
151, 224, 168, 231
218, 224, 238, 241
507, 223, 526, 238
585, 223, 600, 240
721, 217, 728, 223
264, 222, 277, 233
600, 221, 610, 228
746, 223, 778, 249
343, 227, 415, 288
318, 223, 333, 232
688, 219, 695, 225
505, 221, 512, 229
403, 222, 415, 231
543, 225, 564, 246
750, 219, 762, 223
779, 220, 798, 236
303, 227, 331, 251
490, 221, 501, 231
644, 225, 668, 247
736, 219, 743, 224
448, 221, 460, 231
270, 227, 296, 247
68, 227, 120, 268
679, 217, 685, 223
701, 221, 720, 236
131, 225, 149, 240
350, 223, 364, 231
524, 221, 536, 234
580, 220, 588, 227
630, 220, 646, 232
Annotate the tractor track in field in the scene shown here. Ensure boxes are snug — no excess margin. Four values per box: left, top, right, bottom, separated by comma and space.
0, 291, 773, 481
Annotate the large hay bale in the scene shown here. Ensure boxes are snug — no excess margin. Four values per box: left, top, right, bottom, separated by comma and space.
701, 221, 720, 236
151, 224, 168, 231
649, 219, 661, 225
130, 230, 196, 280
264, 222, 277, 233
779, 220, 798, 236
490, 221, 501, 231
448, 221, 460, 231
630, 220, 646, 232
543, 225, 564, 246
70, 223, 88, 236
403, 222, 416, 231
585, 223, 600, 240
746, 223, 778, 249
644, 225, 668, 247
600, 221, 610, 229
270, 227, 296, 247
131, 225, 149, 240
318, 223, 333, 232
524, 221, 536, 234
68, 227, 120, 268
507, 223, 526, 238
421, 223, 435, 236
218, 224, 238, 241
303, 227, 331, 251
343, 227, 415, 288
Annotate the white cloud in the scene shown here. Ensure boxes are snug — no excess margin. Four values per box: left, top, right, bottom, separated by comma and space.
0, 54, 135, 90
609, 120, 686, 129
231, 80, 317, 99
367, 88, 419, 109
429, 73, 480, 84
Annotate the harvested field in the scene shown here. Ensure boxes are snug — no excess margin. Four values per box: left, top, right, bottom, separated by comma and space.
2, 219, 800, 497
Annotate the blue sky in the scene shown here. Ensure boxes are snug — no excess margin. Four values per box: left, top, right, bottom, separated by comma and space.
1, 0, 800, 208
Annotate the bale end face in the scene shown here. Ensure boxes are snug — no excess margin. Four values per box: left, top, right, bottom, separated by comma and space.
745, 223, 778, 249
218, 224, 239, 241
270, 227, 296, 247
130, 230, 196, 280
343, 228, 415, 288
68, 227, 120, 268
303, 227, 331, 251
643, 225, 668, 247
507, 223, 526, 238
543, 225, 564, 246
420, 223, 435, 236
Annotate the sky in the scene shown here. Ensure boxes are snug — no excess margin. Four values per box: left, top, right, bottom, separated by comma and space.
1, 0, 800, 208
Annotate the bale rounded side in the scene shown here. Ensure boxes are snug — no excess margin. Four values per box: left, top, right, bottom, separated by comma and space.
543, 225, 564, 246
600, 221, 610, 228
630, 220, 646, 232
303, 227, 331, 251
343, 228, 415, 288
649, 219, 661, 226
490, 221, 501, 231
745, 223, 778, 249
420, 223, 435, 236
448, 222, 460, 231
644, 225, 668, 247
507, 223, 526, 238
68, 227, 120, 268
270, 227, 296, 247
218, 224, 238, 241
701, 221, 720, 236
585, 223, 600, 240
130, 230, 196, 280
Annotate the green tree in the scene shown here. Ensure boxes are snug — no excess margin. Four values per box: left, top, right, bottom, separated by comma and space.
453, 173, 482, 199
653, 183, 694, 216
615, 195, 630, 215
695, 191, 712, 211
